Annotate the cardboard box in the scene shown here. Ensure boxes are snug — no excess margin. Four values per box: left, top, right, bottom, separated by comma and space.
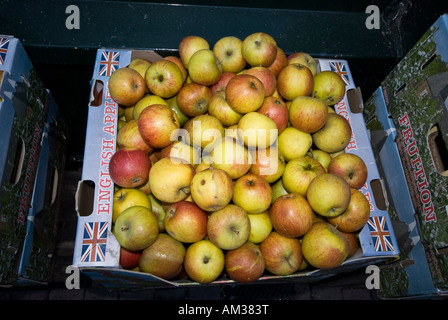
73, 48, 399, 288
364, 14, 448, 298
0, 36, 50, 284
16, 93, 67, 285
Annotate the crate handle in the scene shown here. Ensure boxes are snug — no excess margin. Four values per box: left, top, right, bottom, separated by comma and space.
428, 124, 448, 177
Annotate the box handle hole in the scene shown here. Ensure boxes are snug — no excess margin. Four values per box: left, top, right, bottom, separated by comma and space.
428, 124, 448, 177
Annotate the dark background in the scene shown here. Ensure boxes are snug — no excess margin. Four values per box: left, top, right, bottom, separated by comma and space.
1, 0, 448, 170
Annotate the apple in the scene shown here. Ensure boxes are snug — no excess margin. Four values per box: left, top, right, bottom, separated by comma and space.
249, 146, 285, 183
116, 119, 153, 154
307, 149, 332, 172
164, 200, 208, 243
281, 155, 326, 197
145, 59, 184, 98
176, 82, 212, 117
132, 94, 168, 120
149, 157, 195, 203
259, 231, 302, 276
277, 126, 313, 162
242, 32, 277, 67
109, 67, 146, 107
243, 66, 277, 97
128, 58, 152, 80
190, 167, 234, 212
267, 47, 288, 77
148, 194, 166, 232
112, 187, 152, 223
301, 221, 349, 269
306, 173, 351, 217
327, 188, 371, 233
208, 91, 243, 127
270, 193, 314, 238
138, 233, 185, 279
328, 152, 368, 189
160, 141, 201, 168
178, 35, 210, 68
225, 241, 265, 283
187, 49, 223, 86
237, 112, 278, 149
287, 52, 318, 76
289, 96, 328, 133
247, 211, 272, 244
277, 63, 314, 101
210, 71, 236, 95
271, 178, 289, 204
109, 147, 151, 188
213, 36, 247, 73
113, 206, 159, 251
232, 173, 272, 214
312, 113, 352, 154
225, 74, 265, 113
119, 247, 142, 269
183, 239, 224, 284
257, 96, 289, 133
313, 70, 346, 105
164, 55, 188, 83
165, 95, 189, 127
183, 114, 225, 150
209, 136, 252, 179
341, 231, 360, 258
207, 204, 251, 250
138, 103, 180, 149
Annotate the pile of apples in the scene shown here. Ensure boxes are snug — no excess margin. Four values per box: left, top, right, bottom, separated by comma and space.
108, 32, 371, 284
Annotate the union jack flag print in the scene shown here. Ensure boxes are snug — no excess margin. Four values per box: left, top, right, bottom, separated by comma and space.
0, 38, 10, 65
81, 222, 108, 262
329, 61, 350, 86
367, 216, 395, 252
99, 50, 120, 77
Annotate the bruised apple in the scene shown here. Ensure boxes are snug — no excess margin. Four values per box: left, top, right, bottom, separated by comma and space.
225, 241, 265, 283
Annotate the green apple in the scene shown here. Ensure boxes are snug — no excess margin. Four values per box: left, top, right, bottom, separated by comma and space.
306, 173, 351, 217
190, 167, 234, 212
327, 188, 371, 233
242, 32, 278, 67
184, 239, 224, 284
113, 206, 159, 251
213, 36, 247, 73
188, 49, 223, 86
282, 155, 326, 197
132, 94, 168, 120
247, 211, 272, 244
165, 95, 189, 127
313, 70, 346, 105
112, 187, 152, 223
277, 63, 314, 101
145, 59, 184, 98
178, 35, 210, 68
149, 157, 195, 203
237, 112, 278, 149
312, 113, 352, 154
277, 126, 312, 162
307, 149, 332, 172
207, 204, 251, 250
271, 178, 289, 204
232, 173, 272, 214
287, 52, 318, 76
209, 136, 252, 179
